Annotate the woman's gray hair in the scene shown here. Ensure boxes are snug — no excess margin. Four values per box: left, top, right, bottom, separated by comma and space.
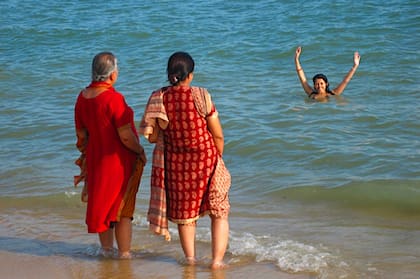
91, 52, 118, 82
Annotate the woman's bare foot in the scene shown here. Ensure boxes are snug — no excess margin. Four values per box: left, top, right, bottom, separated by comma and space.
185, 256, 197, 265
99, 247, 114, 258
118, 251, 132, 259
211, 261, 228, 270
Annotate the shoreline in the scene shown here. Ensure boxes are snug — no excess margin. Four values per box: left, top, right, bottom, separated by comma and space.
0, 250, 307, 279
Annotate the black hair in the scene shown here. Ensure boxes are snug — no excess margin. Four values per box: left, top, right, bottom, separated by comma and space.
312, 73, 332, 93
167, 52, 195, 86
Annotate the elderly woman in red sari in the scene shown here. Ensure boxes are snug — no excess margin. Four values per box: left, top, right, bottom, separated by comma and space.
74, 52, 147, 259
140, 52, 231, 269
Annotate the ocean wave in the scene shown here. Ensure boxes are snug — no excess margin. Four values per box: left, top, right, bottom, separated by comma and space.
267, 179, 420, 215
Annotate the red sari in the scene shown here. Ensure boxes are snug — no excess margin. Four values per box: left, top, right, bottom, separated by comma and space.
74, 83, 139, 233
163, 86, 218, 223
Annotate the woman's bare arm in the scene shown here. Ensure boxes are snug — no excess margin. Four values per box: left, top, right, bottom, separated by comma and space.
295, 46, 314, 95
332, 51, 361, 95
118, 124, 147, 164
207, 114, 224, 156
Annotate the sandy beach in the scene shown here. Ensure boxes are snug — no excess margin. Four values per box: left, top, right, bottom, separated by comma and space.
0, 250, 309, 279
0, 217, 308, 279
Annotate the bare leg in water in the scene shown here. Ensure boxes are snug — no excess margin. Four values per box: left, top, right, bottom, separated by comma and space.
210, 215, 229, 269
178, 222, 197, 264
115, 217, 133, 258
178, 217, 229, 268
98, 229, 114, 257
98, 217, 133, 258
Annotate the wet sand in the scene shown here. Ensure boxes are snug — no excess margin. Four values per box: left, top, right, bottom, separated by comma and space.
0, 250, 310, 279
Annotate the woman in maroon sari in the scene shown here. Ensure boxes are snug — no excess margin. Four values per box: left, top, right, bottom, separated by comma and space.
74, 52, 147, 258
140, 52, 231, 269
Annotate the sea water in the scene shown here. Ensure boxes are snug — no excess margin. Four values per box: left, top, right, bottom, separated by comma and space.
1, 1, 419, 278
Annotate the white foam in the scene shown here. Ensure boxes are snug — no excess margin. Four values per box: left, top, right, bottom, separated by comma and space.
64, 190, 78, 198
228, 231, 343, 274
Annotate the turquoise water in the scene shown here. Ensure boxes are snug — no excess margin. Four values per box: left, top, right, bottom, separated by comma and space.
1, 1, 420, 278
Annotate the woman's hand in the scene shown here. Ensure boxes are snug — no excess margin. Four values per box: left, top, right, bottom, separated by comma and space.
295, 46, 302, 60
353, 51, 361, 67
